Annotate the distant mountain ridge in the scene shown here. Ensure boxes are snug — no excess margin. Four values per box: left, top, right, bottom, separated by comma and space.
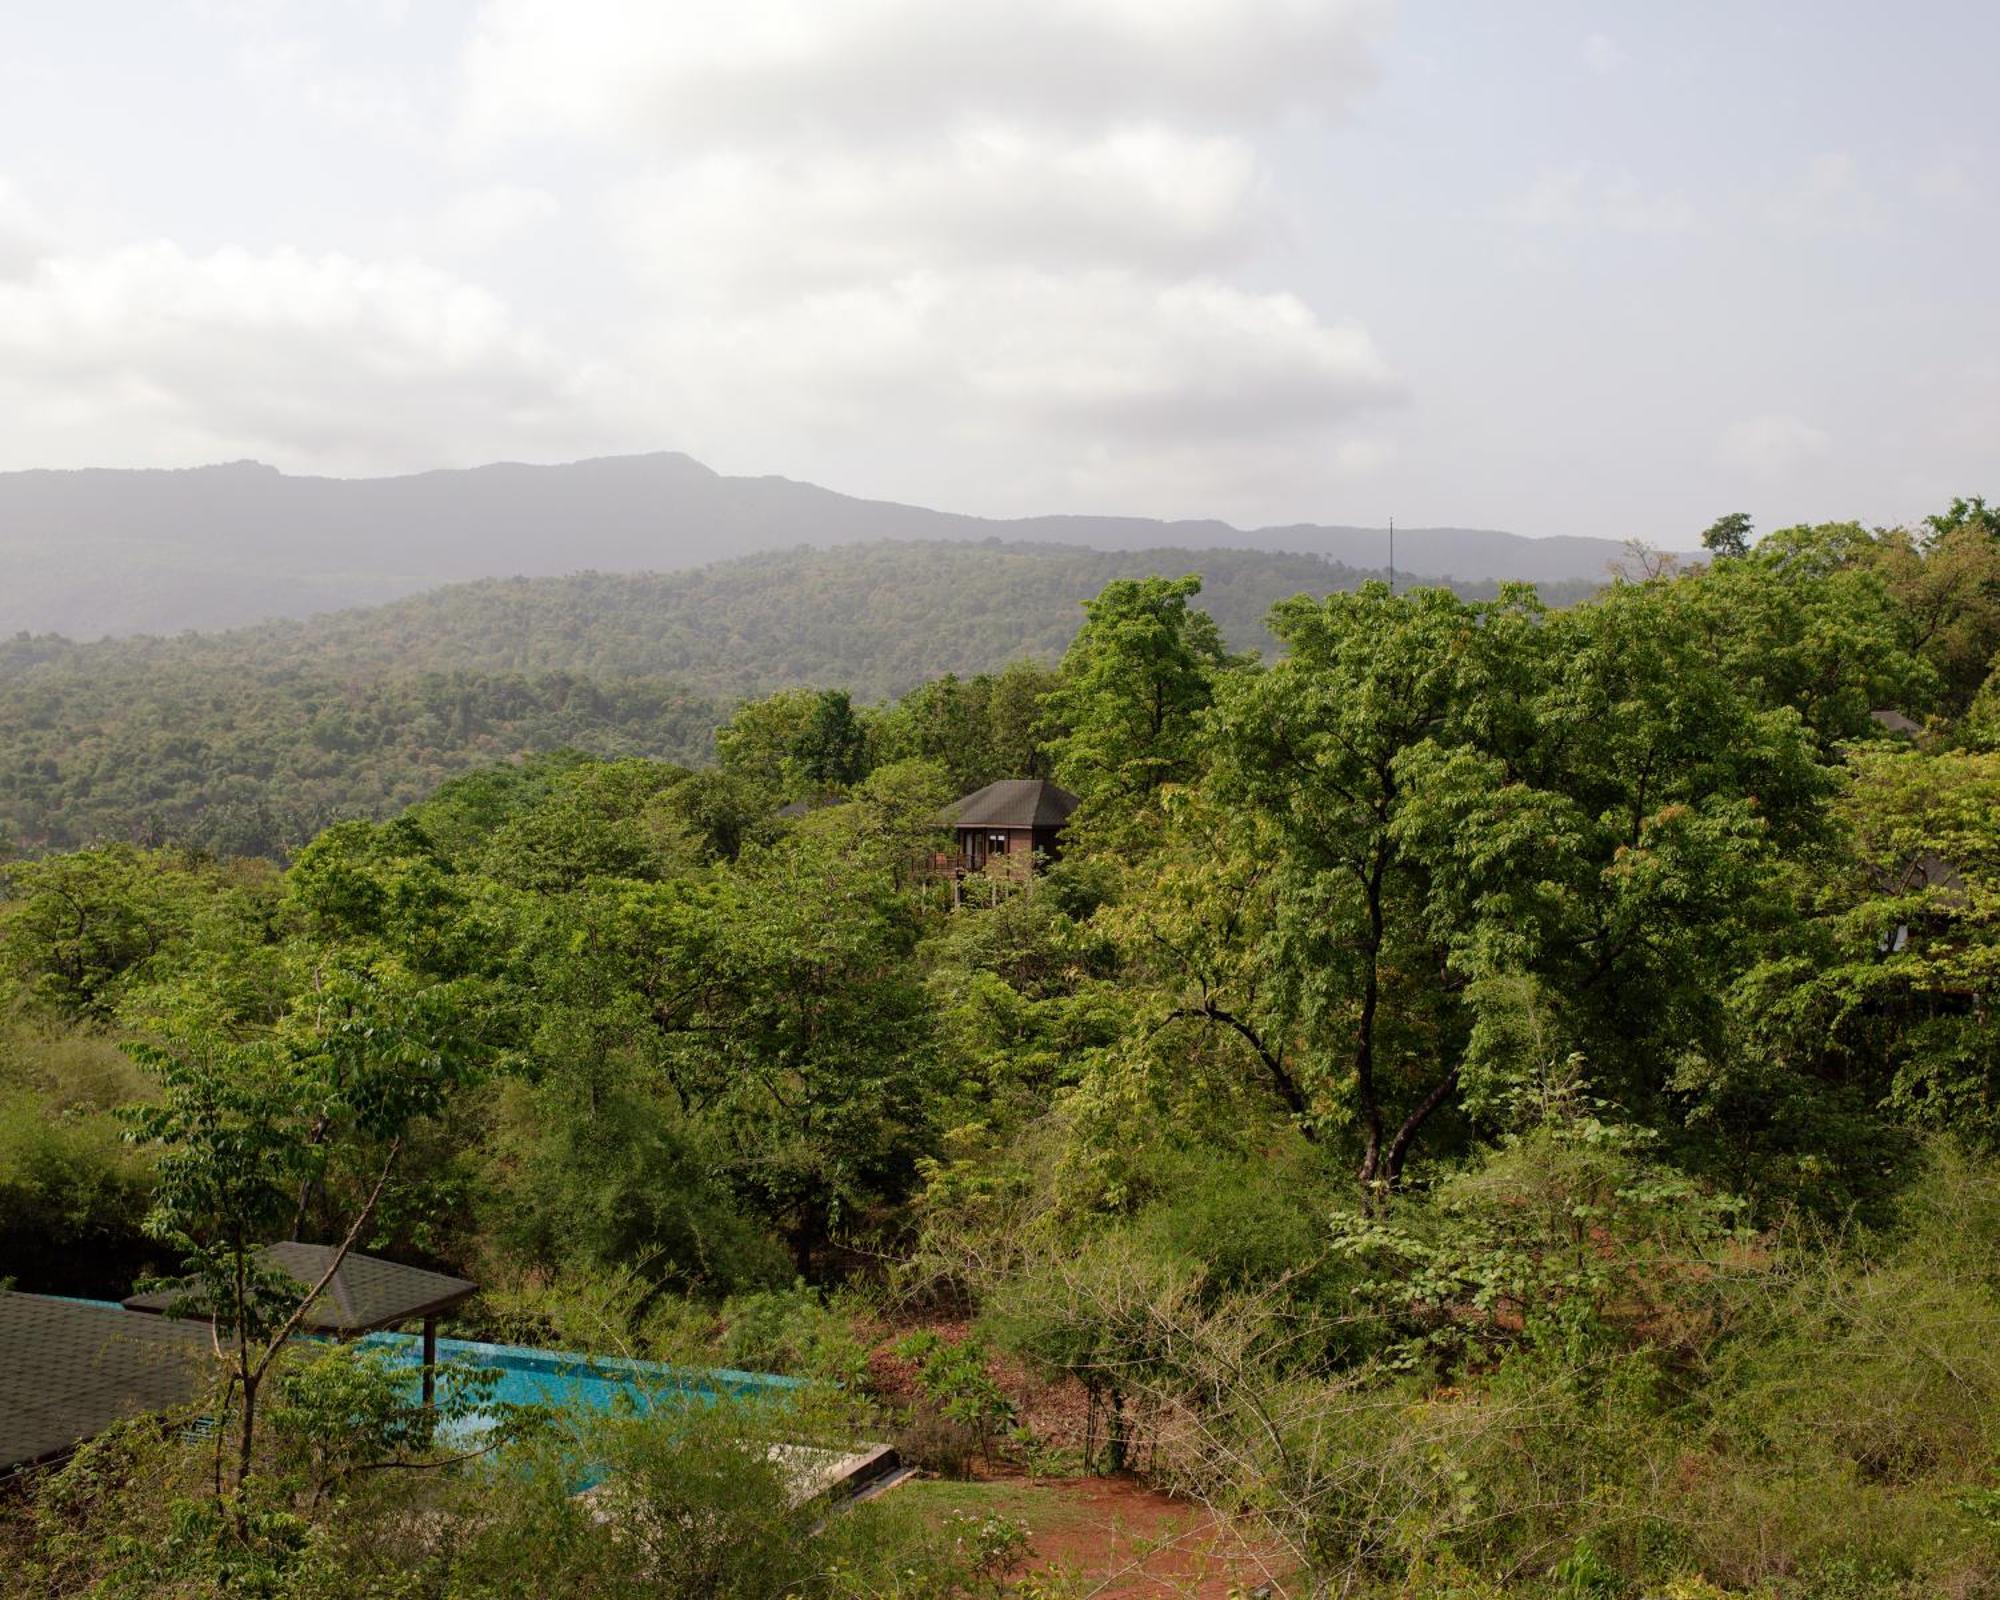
0, 452, 1663, 639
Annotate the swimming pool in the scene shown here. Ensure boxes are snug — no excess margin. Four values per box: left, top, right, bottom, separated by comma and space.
357, 1331, 868, 1495
52, 1300, 886, 1499
356, 1329, 804, 1419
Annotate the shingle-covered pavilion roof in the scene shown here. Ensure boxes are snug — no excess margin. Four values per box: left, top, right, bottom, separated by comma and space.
123, 1243, 476, 1336
939, 779, 1080, 830
0, 1292, 213, 1473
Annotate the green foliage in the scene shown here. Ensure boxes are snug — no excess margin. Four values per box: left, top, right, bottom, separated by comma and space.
874, 661, 1062, 795
439, 1400, 1003, 1600
1729, 746, 2000, 1190
1332, 1061, 1745, 1369
893, 1331, 1015, 1465
0, 1022, 161, 1291
1, 846, 209, 1017
1702, 510, 1754, 558
1686, 522, 1932, 747
0, 663, 716, 857
8, 514, 2000, 1594
484, 1072, 790, 1294
718, 1284, 870, 1387
1, 541, 1508, 857
1044, 574, 1230, 840
716, 685, 824, 797
795, 689, 870, 790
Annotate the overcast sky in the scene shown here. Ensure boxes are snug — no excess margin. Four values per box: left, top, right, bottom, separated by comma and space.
1, 1, 1994, 540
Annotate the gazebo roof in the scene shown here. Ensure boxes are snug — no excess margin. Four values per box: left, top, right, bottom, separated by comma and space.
0, 1292, 212, 1474
123, 1243, 477, 1336
939, 779, 1080, 830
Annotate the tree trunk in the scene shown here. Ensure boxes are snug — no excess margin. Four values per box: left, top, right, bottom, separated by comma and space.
1354, 844, 1388, 1191
235, 1368, 259, 1493
1105, 1386, 1130, 1473
1382, 1068, 1459, 1184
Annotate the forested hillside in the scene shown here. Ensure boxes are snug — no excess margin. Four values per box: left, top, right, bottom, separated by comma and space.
0, 452, 1628, 638
0, 542, 1592, 855
5, 503, 2000, 1597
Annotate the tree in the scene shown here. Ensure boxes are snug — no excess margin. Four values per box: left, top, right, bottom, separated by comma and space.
1044, 575, 1229, 844
1432, 580, 1835, 1138
1682, 523, 1932, 748
875, 661, 1061, 794
1196, 584, 1519, 1189
1701, 511, 1754, 558
716, 688, 822, 798
1870, 510, 2000, 715
0, 847, 194, 1019
792, 688, 869, 791
126, 819, 502, 1494
524, 817, 940, 1276
1923, 494, 2000, 546
129, 993, 478, 1492
476, 758, 689, 891
1162, 578, 1834, 1195
1736, 747, 2000, 1151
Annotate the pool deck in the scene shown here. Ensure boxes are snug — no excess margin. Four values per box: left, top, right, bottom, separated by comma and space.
769, 1440, 903, 1506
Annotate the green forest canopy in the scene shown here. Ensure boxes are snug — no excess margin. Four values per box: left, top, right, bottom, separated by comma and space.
4, 504, 2000, 1597
0, 540, 1592, 857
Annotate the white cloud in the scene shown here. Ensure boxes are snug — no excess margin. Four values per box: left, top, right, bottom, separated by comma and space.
457, 0, 1393, 152
1582, 32, 1626, 75
0, 178, 53, 280
454, 0, 1404, 519
437, 183, 561, 252
613, 126, 1272, 296
1502, 166, 1697, 235
232, 35, 429, 145
641, 269, 1396, 444
0, 239, 623, 472
0, 4, 1409, 521
1718, 414, 1831, 479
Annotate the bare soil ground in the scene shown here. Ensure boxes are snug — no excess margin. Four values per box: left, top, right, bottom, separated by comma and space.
893, 1472, 1297, 1599
865, 1318, 1298, 1594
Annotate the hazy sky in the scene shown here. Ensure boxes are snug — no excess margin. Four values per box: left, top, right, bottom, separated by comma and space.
2, 2, 1994, 539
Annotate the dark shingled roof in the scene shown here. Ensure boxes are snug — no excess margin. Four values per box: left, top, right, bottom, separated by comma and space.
940, 779, 1080, 830
124, 1243, 476, 1336
1, 1292, 213, 1473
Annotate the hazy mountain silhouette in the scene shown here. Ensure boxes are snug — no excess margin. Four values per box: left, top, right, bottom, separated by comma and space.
0, 452, 1668, 639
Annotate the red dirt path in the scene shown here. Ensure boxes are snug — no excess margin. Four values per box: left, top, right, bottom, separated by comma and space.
1003, 1472, 1293, 1599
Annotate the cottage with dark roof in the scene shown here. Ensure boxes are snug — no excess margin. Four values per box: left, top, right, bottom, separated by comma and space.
936, 778, 1079, 882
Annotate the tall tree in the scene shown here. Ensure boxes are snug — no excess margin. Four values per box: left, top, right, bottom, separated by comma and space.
1044, 576, 1229, 845
1701, 511, 1754, 558
1195, 584, 1520, 1188
793, 689, 870, 791
1871, 509, 2000, 716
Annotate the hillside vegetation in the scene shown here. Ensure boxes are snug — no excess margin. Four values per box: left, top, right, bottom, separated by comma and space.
4, 505, 2000, 1598
0, 451, 1627, 638
0, 541, 1589, 855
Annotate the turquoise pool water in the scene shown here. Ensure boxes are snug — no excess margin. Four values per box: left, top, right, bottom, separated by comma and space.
356, 1329, 803, 1418
357, 1333, 809, 1487
64, 1299, 800, 1430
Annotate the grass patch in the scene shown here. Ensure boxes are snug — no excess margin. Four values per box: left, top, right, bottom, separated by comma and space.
891, 1477, 1095, 1539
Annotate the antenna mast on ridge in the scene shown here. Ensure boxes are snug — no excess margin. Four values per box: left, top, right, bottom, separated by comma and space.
1388, 515, 1395, 593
